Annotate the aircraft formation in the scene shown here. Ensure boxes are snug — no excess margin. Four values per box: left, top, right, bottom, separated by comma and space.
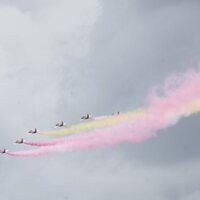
0, 112, 120, 153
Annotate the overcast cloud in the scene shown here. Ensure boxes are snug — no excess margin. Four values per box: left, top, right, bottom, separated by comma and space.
0, 0, 200, 200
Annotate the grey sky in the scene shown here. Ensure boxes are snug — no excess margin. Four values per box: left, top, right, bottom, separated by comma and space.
0, 0, 200, 199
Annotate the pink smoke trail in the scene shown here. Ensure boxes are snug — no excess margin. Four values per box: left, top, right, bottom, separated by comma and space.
23, 140, 59, 147
7, 102, 197, 157
7, 68, 200, 156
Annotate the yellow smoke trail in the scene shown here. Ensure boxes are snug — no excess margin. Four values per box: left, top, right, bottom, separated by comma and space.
39, 97, 200, 137
40, 109, 146, 136
186, 98, 200, 115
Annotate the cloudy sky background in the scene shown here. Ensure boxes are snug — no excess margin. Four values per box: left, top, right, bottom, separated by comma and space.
0, 0, 200, 199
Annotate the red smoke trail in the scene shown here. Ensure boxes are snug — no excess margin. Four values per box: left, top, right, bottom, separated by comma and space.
7, 68, 200, 156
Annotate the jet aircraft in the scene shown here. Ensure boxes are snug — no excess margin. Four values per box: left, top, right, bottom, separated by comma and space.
81, 114, 92, 120
28, 128, 39, 134
0, 149, 7, 154
55, 121, 65, 127
15, 138, 24, 144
